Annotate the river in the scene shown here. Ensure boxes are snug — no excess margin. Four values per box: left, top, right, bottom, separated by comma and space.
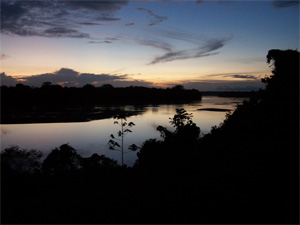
0, 96, 248, 166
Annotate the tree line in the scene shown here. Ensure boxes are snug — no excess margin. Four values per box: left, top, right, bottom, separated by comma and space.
1, 83, 202, 107
1, 84, 202, 123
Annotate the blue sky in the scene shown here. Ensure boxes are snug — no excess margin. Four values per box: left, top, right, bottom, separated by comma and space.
0, 0, 299, 91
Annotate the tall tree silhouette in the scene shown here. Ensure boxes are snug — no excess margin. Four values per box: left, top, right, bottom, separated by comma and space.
108, 113, 138, 166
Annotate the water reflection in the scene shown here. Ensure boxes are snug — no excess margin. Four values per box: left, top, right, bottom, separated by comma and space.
1, 127, 10, 135
0, 97, 247, 166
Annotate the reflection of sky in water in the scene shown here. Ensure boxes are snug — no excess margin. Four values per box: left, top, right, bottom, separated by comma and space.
0, 97, 247, 166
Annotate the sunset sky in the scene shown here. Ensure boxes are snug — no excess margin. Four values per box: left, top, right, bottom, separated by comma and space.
0, 0, 299, 91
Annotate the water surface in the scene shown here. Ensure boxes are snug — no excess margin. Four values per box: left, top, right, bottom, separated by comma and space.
1, 96, 247, 166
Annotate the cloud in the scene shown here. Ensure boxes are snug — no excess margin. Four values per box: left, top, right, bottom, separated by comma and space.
43, 27, 90, 38
0, 68, 154, 88
195, 0, 205, 5
1, 69, 266, 91
88, 37, 119, 44
97, 16, 121, 22
65, 1, 128, 12
183, 80, 265, 91
136, 8, 168, 26
133, 26, 231, 65
206, 73, 262, 80
125, 23, 135, 26
0, 73, 17, 86
149, 38, 229, 64
153, 28, 205, 44
0, 0, 128, 38
88, 41, 113, 44
271, 0, 299, 8
0, 54, 9, 60
16, 68, 127, 87
106, 37, 119, 41
100, 80, 153, 88
223, 74, 258, 80
78, 22, 103, 26
136, 39, 172, 51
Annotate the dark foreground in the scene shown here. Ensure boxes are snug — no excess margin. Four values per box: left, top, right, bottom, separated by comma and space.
1, 49, 299, 224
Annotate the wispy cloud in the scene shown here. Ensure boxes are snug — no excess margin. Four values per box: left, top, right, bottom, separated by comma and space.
97, 16, 121, 22
223, 74, 258, 80
136, 39, 172, 51
206, 73, 262, 80
271, 0, 299, 8
153, 28, 203, 44
125, 23, 135, 26
195, 0, 205, 5
183, 80, 265, 91
88, 36, 119, 44
88, 41, 113, 44
78, 22, 103, 26
0, 53, 9, 60
149, 38, 230, 64
65, 1, 128, 12
136, 8, 167, 26
195, 0, 298, 9
43, 27, 90, 38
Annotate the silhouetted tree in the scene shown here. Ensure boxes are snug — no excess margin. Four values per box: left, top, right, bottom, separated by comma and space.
81, 153, 119, 175
108, 113, 138, 166
101, 84, 114, 89
172, 84, 184, 90
42, 144, 82, 176
157, 108, 200, 145
1, 146, 42, 174
135, 108, 200, 172
15, 83, 31, 90
42, 81, 52, 87
83, 84, 96, 89
196, 49, 299, 223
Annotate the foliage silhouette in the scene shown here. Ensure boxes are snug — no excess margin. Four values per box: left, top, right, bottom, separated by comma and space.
135, 108, 200, 175
81, 153, 118, 171
42, 144, 82, 176
156, 108, 200, 145
196, 49, 299, 223
108, 113, 139, 166
1, 146, 42, 175
134, 49, 299, 223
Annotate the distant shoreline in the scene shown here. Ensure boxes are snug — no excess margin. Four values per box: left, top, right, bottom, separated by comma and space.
201, 91, 258, 97
0, 108, 144, 124
197, 108, 232, 112
1, 84, 255, 124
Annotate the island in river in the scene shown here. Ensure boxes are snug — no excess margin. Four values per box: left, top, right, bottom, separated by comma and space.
1, 83, 256, 124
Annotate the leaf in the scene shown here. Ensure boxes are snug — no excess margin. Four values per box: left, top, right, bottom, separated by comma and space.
124, 129, 132, 133
110, 134, 115, 139
118, 131, 122, 137
128, 144, 139, 151
114, 121, 119, 124
128, 122, 135, 127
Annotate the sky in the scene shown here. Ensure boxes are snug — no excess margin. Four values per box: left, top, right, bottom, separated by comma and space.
0, 0, 299, 91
